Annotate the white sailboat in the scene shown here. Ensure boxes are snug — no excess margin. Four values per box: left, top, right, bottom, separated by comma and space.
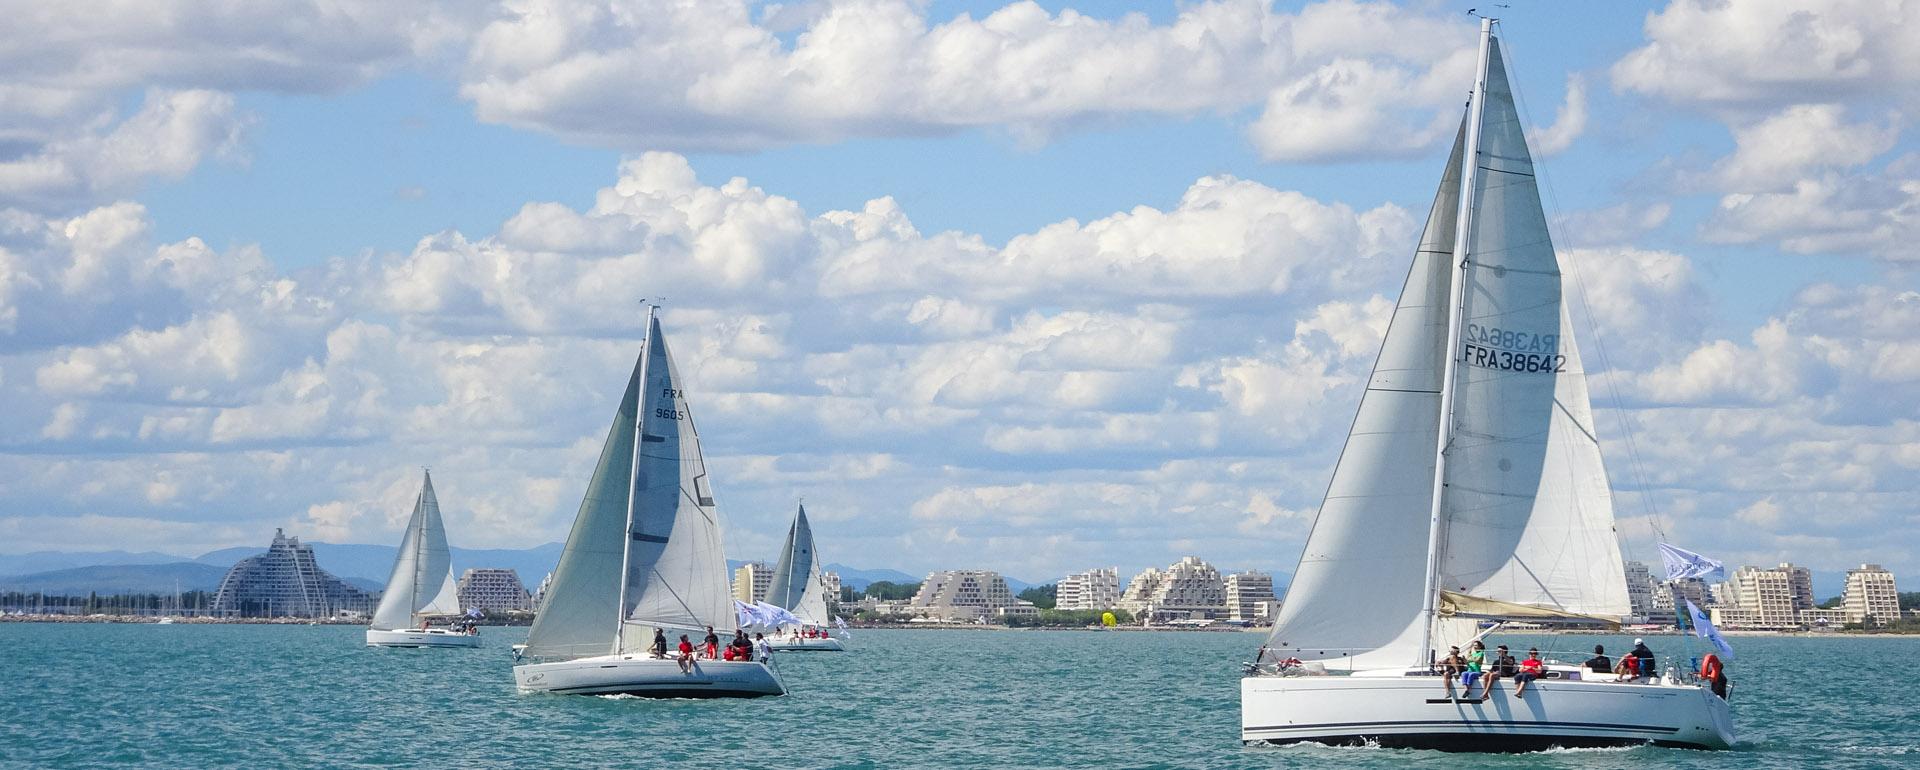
764, 504, 845, 652
513, 307, 785, 698
366, 470, 479, 648
1241, 18, 1734, 751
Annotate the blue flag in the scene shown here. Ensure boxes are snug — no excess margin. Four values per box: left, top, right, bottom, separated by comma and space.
1660, 542, 1725, 582
1685, 599, 1734, 660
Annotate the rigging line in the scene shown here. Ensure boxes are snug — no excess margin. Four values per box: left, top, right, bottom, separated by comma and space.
1497, 30, 1670, 561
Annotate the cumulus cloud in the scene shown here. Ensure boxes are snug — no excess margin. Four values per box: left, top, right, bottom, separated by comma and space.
459, 0, 1477, 159
1613, 0, 1920, 109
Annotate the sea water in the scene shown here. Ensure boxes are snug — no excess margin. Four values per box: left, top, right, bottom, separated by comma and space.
1, 624, 1912, 768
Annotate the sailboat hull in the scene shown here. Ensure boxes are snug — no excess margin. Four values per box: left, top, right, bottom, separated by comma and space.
1241, 670, 1734, 751
365, 628, 481, 648
514, 654, 786, 698
767, 636, 845, 652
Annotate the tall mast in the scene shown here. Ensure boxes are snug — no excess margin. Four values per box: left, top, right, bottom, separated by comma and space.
612, 304, 657, 654
410, 471, 427, 625
1416, 16, 1494, 665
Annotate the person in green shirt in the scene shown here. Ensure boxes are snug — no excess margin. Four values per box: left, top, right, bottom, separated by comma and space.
1460, 640, 1487, 699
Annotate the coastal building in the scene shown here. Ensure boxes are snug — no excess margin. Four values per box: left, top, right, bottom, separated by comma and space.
1120, 557, 1227, 623
1800, 607, 1850, 628
821, 571, 842, 605
1057, 567, 1120, 611
909, 570, 1016, 622
1623, 561, 1656, 621
1224, 571, 1277, 623
1843, 564, 1900, 626
1781, 563, 1815, 612
1722, 565, 1798, 630
210, 529, 376, 618
532, 572, 553, 613
456, 568, 532, 613
732, 561, 773, 604
1650, 577, 1709, 625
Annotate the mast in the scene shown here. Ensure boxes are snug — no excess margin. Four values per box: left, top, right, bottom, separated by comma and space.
410, 471, 426, 626
1416, 16, 1494, 665
613, 304, 657, 654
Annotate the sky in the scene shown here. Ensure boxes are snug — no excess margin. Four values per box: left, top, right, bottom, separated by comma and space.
0, 0, 1915, 586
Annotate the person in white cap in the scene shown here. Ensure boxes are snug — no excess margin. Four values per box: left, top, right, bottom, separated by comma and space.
1629, 638, 1656, 682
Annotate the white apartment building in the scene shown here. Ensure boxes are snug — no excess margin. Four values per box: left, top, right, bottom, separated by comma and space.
732, 561, 773, 604
1843, 564, 1900, 626
821, 571, 843, 610
1624, 561, 1656, 621
910, 570, 1017, 622
1723, 565, 1797, 630
456, 568, 532, 613
1120, 556, 1227, 622
1057, 567, 1120, 611
1224, 571, 1277, 623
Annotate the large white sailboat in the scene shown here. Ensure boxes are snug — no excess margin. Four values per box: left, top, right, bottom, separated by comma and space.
366, 470, 478, 648
764, 504, 845, 652
1241, 19, 1733, 751
513, 307, 785, 698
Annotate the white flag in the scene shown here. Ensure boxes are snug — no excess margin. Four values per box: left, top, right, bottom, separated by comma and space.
1685, 599, 1734, 660
1659, 543, 1725, 582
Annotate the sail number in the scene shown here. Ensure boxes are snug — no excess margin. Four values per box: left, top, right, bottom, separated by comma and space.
654, 408, 685, 420
1463, 343, 1565, 373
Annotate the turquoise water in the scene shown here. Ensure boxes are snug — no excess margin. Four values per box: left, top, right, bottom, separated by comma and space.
1, 624, 1913, 768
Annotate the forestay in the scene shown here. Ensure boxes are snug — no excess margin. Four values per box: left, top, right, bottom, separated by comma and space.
370, 471, 461, 631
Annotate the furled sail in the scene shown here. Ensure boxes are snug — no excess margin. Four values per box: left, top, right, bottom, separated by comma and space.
1430, 40, 1629, 642
1260, 120, 1467, 670
520, 357, 644, 660
370, 471, 461, 631
765, 504, 830, 626
621, 314, 734, 648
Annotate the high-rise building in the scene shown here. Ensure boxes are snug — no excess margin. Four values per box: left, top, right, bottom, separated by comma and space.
1057, 567, 1120, 610
1725, 565, 1797, 630
1623, 561, 1656, 620
910, 570, 1016, 622
1780, 563, 1814, 611
1843, 564, 1900, 626
1120, 556, 1226, 622
1224, 571, 1276, 622
821, 571, 843, 610
457, 568, 532, 612
732, 561, 773, 604
210, 529, 376, 618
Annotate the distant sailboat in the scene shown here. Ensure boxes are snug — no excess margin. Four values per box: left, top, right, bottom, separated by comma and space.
1240, 18, 1733, 751
513, 307, 784, 698
764, 504, 845, 652
366, 470, 478, 648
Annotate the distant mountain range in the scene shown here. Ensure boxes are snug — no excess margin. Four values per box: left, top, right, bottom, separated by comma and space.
0, 545, 979, 597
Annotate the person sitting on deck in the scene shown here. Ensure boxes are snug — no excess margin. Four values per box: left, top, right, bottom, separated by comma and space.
676, 634, 695, 673
1512, 648, 1546, 698
1460, 641, 1487, 699
1583, 644, 1611, 674
730, 630, 753, 661
1613, 652, 1640, 682
1630, 638, 1657, 681
1438, 646, 1468, 699
1701, 652, 1729, 699
649, 628, 669, 659
1483, 645, 1518, 694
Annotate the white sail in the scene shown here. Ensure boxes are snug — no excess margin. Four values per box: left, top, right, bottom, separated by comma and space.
1432, 40, 1630, 631
1263, 34, 1629, 669
520, 357, 645, 660
765, 504, 829, 625
621, 314, 734, 648
1260, 122, 1467, 670
370, 471, 461, 630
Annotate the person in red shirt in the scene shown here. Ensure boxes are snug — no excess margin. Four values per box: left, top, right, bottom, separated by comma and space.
1512, 648, 1547, 698
1700, 652, 1728, 699
676, 634, 695, 673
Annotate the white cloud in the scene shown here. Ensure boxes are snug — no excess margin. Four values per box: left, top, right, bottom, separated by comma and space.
1529, 75, 1588, 157
1613, 0, 1920, 108
1711, 104, 1899, 192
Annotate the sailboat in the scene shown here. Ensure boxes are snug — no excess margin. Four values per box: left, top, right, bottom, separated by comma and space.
764, 504, 845, 652
513, 307, 785, 698
1241, 19, 1733, 751
366, 470, 478, 648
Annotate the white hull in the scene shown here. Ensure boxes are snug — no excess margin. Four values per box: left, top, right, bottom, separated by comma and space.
514, 654, 785, 698
768, 636, 845, 652
365, 628, 481, 648
1242, 668, 1734, 751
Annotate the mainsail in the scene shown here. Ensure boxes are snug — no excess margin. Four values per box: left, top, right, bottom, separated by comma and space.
766, 504, 830, 626
370, 470, 461, 631
1263, 33, 1628, 669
